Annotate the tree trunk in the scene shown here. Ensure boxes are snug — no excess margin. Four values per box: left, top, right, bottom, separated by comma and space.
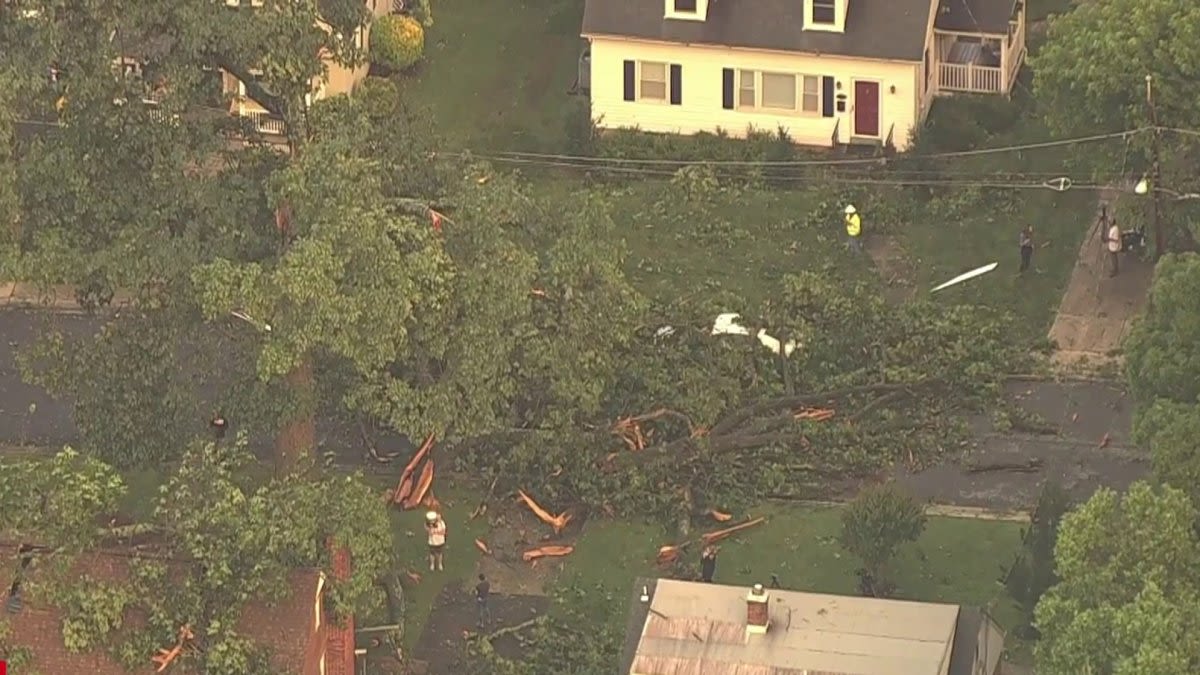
275, 354, 316, 475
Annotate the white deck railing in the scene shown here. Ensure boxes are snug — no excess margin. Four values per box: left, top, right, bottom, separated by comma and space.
938, 62, 1003, 94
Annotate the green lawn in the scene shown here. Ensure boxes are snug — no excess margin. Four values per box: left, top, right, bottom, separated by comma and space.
399, 0, 584, 150
555, 504, 1024, 632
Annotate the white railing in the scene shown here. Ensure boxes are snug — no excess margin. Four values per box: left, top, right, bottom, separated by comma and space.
938, 62, 1003, 94
240, 109, 287, 135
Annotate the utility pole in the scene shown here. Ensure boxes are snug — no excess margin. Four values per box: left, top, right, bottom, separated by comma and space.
1145, 74, 1165, 261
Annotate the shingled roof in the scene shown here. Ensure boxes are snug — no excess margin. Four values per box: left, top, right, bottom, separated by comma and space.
0, 544, 353, 675
582, 0, 936, 63
934, 0, 1019, 35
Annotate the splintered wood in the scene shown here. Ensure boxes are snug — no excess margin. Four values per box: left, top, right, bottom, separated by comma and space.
390, 434, 437, 510
701, 516, 766, 545
793, 407, 835, 422
522, 545, 574, 562
655, 516, 766, 568
516, 489, 572, 534
151, 624, 194, 672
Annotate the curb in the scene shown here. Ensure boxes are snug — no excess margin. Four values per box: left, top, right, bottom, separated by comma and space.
770, 498, 1031, 523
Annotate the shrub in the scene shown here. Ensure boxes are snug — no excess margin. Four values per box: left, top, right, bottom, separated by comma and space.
839, 483, 927, 597
372, 14, 424, 73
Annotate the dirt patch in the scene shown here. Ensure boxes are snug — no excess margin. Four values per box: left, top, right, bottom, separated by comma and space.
410, 586, 550, 675
865, 235, 917, 303
472, 499, 585, 596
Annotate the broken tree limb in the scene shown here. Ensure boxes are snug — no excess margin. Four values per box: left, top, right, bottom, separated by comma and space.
701, 516, 767, 545
472, 617, 542, 642
963, 458, 1044, 474
709, 380, 935, 437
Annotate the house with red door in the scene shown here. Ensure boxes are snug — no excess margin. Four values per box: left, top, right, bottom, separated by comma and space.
581, 0, 1027, 151
0, 543, 357, 675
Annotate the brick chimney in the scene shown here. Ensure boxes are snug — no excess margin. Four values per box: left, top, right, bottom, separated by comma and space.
746, 583, 770, 635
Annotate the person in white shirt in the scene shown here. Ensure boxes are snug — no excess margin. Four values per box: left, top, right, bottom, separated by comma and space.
1102, 220, 1122, 277
425, 511, 447, 571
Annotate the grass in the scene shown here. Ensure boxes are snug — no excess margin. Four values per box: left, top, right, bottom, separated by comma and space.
555, 504, 1025, 633
399, 0, 584, 150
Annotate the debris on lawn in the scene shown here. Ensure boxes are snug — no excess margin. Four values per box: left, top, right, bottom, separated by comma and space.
701, 516, 766, 546
151, 624, 194, 673
475, 539, 492, 555
708, 509, 733, 522
656, 544, 685, 567
391, 433, 436, 506
522, 545, 574, 562
404, 569, 423, 585
516, 489, 572, 534
401, 459, 435, 510
793, 407, 835, 422
1098, 432, 1111, 448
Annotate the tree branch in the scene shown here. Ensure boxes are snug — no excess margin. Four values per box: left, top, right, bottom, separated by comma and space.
211, 55, 286, 118
709, 380, 934, 437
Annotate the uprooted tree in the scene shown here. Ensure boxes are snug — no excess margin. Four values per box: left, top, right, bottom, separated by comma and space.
0, 441, 395, 674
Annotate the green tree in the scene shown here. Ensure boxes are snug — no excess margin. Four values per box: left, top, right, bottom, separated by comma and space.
1034, 482, 1200, 675
0, 441, 395, 673
1126, 253, 1200, 509
371, 14, 425, 73
838, 483, 927, 597
1030, 0, 1200, 136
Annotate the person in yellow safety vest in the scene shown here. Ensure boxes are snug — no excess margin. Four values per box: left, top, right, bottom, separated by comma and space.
844, 204, 863, 253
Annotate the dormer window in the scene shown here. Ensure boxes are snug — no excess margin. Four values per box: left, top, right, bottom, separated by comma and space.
674, 0, 697, 12
812, 0, 836, 23
665, 0, 706, 21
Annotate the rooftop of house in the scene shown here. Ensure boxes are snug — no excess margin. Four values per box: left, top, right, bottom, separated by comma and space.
935, 0, 1020, 35
581, 0, 935, 63
622, 578, 966, 675
1, 543, 352, 675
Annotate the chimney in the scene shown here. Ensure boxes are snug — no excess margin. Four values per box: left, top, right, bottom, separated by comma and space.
746, 583, 770, 635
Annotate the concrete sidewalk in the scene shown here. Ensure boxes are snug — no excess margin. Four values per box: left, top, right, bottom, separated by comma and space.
0, 282, 133, 312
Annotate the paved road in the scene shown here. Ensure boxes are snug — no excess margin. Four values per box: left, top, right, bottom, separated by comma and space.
0, 310, 89, 446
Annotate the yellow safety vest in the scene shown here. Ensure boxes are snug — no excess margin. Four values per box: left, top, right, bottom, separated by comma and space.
845, 213, 862, 237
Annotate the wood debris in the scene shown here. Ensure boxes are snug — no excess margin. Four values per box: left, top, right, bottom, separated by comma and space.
151, 624, 194, 672
401, 459, 436, 510
708, 509, 733, 522
1098, 432, 1111, 449
391, 434, 436, 506
516, 489, 572, 534
404, 569, 423, 585
475, 539, 492, 555
701, 516, 766, 546
656, 544, 682, 567
793, 407, 835, 422
522, 545, 574, 562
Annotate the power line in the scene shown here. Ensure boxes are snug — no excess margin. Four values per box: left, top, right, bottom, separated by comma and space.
455, 129, 1146, 167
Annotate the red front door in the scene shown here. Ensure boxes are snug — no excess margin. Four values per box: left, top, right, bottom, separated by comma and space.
853, 81, 880, 137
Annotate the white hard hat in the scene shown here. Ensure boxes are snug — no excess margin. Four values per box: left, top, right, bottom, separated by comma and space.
844, 205, 857, 215
425, 511, 438, 522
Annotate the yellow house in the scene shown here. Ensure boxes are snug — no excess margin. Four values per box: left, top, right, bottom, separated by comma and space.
581, 0, 1026, 151
222, 0, 394, 135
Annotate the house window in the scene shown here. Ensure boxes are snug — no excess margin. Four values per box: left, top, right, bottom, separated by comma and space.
639, 61, 667, 101
738, 70, 755, 108
812, 0, 836, 24
737, 72, 820, 113
761, 72, 796, 110
674, 0, 697, 12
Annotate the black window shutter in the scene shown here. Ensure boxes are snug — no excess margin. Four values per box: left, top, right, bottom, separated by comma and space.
821, 76, 835, 117
722, 68, 734, 109
670, 64, 682, 105
623, 60, 636, 101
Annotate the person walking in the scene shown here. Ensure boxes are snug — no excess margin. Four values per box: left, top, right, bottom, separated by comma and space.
700, 546, 718, 583
844, 205, 863, 254
475, 574, 492, 628
1102, 219, 1122, 277
1019, 225, 1034, 274
425, 511, 447, 571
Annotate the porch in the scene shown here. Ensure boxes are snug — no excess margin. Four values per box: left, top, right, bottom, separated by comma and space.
932, 0, 1026, 96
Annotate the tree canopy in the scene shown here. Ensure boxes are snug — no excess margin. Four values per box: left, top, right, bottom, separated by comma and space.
0, 442, 394, 674
1034, 482, 1200, 675
1029, 0, 1200, 136
1126, 253, 1200, 508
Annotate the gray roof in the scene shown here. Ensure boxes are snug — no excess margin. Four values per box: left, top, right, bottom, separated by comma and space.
934, 0, 1018, 34
582, 0, 935, 63
624, 578, 961, 675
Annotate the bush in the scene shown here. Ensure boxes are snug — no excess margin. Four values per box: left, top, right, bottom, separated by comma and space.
839, 483, 927, 597
372, 14, 424, 73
